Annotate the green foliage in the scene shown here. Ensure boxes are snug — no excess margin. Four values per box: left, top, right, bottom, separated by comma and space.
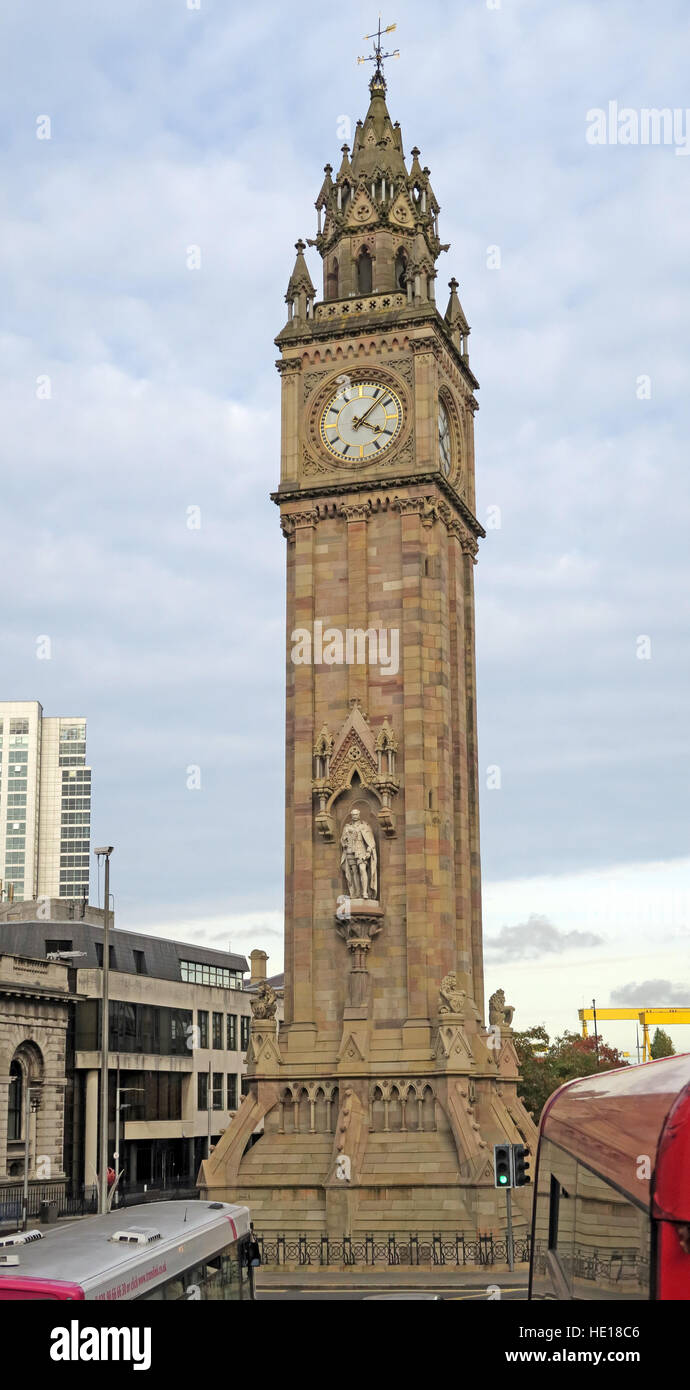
513, 1025, 629, 1123
650, 1027, 675, 1059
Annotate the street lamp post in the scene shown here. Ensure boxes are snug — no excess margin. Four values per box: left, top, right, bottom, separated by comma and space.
95, 846, 114, 1215
21, 1084, 41, 1232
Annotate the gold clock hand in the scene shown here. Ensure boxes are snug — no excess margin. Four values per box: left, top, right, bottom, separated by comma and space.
352, 395, 383, 430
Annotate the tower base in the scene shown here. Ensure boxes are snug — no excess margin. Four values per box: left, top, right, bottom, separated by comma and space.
199, 1014, 537, 1238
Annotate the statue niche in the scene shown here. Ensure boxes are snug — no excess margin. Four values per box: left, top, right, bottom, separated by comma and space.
340, 805, 378, 902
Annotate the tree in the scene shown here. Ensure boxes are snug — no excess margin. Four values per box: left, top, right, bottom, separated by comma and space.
650, 1027, 675, 1059
513, 1026, 629, 1123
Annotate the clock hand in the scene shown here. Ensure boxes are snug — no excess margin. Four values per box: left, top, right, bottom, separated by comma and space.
351, 395, 383, 430
356, 419, 385, 432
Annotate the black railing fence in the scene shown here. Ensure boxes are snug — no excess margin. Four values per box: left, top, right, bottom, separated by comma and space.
257, 1231, 532, 1267
0, 1178, 199, 1223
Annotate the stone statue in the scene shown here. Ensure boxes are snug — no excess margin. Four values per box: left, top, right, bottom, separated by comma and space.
340, 808, 378, 900
250, 980, 280, 1020
488, 988, 515, 1028
438, 972, 466, 1015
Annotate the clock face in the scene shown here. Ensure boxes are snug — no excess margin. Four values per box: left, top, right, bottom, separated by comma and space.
438, 400, 452, 476
320, 380, 404, 462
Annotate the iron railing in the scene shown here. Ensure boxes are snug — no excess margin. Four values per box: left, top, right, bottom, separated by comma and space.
0, 1180, 199, 1223
257, 1231, 531, 1266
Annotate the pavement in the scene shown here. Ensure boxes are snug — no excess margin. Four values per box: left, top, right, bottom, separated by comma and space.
256, 1263, 529, 1300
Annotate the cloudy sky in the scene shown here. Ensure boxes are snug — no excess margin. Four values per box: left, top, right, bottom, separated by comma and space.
2, 0, 689, 1053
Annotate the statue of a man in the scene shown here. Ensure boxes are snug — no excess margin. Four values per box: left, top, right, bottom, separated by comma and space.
340, 808, 378, 900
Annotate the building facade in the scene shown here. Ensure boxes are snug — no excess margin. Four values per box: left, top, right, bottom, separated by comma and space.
0, 701, 91, 903
0, 950, 73, 1190
0, 899, 280, 1194
200, 64, 537, 1235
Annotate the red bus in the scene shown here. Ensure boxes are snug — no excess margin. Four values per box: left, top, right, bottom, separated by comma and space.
0, 1200, 257, 1301
529, 1052, 690, 1300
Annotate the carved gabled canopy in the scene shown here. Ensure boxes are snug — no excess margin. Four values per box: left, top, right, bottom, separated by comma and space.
312, 701, 400, 840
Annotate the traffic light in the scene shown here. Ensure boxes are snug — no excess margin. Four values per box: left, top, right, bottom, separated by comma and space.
512, 1143, 531, 1187
493, 1143, 513, 1188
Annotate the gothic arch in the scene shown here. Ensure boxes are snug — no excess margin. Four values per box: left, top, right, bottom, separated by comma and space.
394, 246, 408, 290
356, 246, 373, 295
326, 257, 339, 301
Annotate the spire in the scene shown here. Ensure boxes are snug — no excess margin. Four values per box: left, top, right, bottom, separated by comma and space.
286, 240, 315, 299
351, 72, 407, 180
408, 145, 424, 184
337, 143, 353, 180
444, 277, 470, 355
315, 164, 333, 210
284, 239, 316, 326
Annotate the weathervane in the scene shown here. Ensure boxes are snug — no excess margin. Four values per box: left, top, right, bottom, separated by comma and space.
357, 16, 400, 76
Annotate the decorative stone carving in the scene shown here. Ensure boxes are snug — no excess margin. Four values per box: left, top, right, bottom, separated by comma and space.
341, 501, 372, 523
488, 988, 515, 1028
312, 702, 399, 840
438, 972, 467, 1016
250, 981, 281, 1020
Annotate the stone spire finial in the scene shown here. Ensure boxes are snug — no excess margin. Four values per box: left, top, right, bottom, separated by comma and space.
315, 163, 333, 209
444, 276, 470, 353
337, 143, 353, 180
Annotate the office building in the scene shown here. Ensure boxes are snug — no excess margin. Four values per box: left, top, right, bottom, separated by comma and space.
0, 701, 91, 903
0, 898, 282, 1195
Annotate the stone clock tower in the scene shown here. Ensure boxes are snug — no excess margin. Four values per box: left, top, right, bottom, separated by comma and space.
200, 64, 536, 1235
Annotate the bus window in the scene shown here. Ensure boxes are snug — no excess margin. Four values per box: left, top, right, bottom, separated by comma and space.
137, 1238, 249, 1301
572, 1163, 649, 1299
532, 1138, 650, 1300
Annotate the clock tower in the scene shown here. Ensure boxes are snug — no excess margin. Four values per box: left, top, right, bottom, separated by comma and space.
201, 60, 536, 1237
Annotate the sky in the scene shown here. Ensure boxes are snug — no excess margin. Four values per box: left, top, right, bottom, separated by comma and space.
1, 0, 689, 1052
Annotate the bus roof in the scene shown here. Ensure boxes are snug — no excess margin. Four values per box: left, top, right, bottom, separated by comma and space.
540, 1052, 690, 1209
0, 1200, 250, 1298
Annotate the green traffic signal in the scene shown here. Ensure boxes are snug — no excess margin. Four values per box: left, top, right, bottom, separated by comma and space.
493, 1143, 513, 1188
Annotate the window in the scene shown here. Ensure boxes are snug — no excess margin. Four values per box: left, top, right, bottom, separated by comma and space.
95, 943, 116, 969
8, 1061, 22, 1141
133, 949, 147, 975
241, 1076, 250, 1097
197, 1072, 208, 1110
197, 1011, 209, 1049
227, 1074, 238, 1111
531, 1138, 651, 1301
326, 257, 339, 300
180, 960, 243, 990
240, 1016, 250, 1050
117, 1071, 182, 1122
212, 1012, 223, 1049
212, 1073, 223, 1110
46, 939, 73, 956
60, 724, 86, 741
9, 719, 29, 735
227, 1014, 237, 1050
357, 249, 373, 294
74, 1002, 192, 1057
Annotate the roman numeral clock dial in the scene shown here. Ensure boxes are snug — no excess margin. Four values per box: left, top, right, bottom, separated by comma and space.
319, 381, 403, 461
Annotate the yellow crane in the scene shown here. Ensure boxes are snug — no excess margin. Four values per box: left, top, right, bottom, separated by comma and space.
579, 1007, 690, 1062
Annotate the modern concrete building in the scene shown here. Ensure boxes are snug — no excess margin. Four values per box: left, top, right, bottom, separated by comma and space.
0, 701, 91, 903
0, 899, 282, 1196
